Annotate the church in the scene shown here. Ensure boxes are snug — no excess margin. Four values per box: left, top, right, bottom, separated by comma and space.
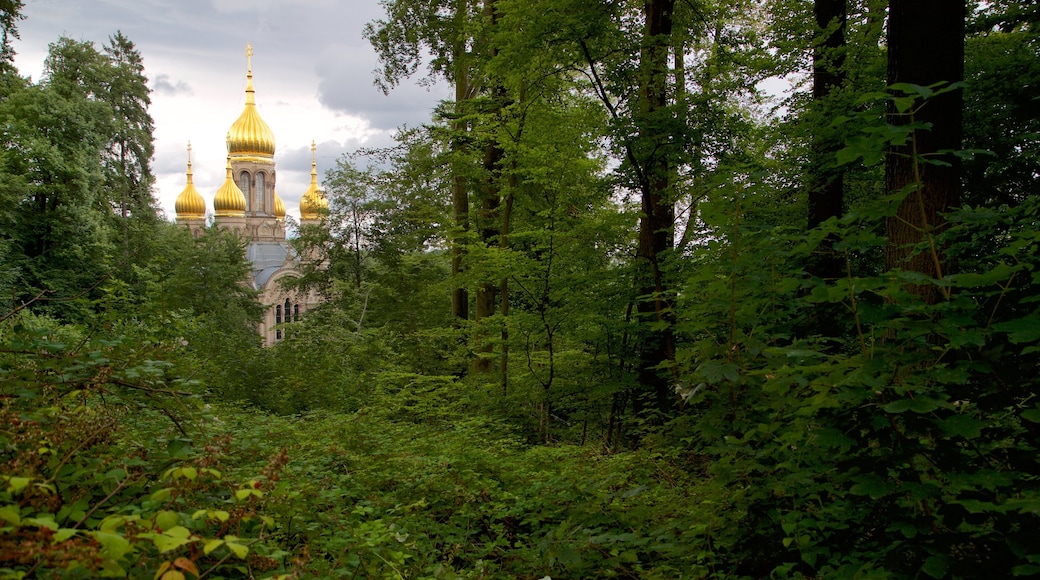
172, 44, 326, 346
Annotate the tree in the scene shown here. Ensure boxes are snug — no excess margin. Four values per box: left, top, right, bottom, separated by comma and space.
101, 32, 156, 223
963, 4, 1040, 207
366, 0, 485, 323
1, 44, 112, 319
806, 0, 846, 240
0, 0, 23, 73
884, 0, 965, 304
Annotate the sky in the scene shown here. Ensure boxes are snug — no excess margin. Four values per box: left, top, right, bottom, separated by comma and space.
12, 0, 450, 224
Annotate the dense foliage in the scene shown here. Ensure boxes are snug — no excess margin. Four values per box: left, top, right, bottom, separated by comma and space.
3, 0, 1040, 578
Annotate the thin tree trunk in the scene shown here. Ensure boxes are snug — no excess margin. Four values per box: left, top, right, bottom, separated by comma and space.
499, 178, 514, 394
450, 9, 470, 323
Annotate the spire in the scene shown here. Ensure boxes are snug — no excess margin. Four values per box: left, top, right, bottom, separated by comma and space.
186, 141, 194, 183
310, 140, 318, 184
245, 42, 255, 106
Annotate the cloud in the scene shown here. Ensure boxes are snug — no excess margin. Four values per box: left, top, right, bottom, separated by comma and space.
315, 43, 451, 131
151, 73, 192, 96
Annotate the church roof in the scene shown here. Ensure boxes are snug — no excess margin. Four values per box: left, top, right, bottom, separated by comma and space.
246, 241, 298, 289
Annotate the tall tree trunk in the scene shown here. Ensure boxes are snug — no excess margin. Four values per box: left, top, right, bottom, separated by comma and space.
807, 0, 846, 237
634, 0, 677, 415
805, 0, 847, 340
473, 133, 503, 372
885, 0, 964, 304
473, 0, 505, 373
499, 174, 514, 393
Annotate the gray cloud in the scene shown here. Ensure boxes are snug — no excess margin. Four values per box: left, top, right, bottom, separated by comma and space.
315, 45, 451, 131
16, 0, 445, 129
151, 73, 192, 96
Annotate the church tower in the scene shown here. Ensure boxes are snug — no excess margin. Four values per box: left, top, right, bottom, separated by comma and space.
174, 142, 206, 237
299, 141, 329, 228
221, 42, 286, 242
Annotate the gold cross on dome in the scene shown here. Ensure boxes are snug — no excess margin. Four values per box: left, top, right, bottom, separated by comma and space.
246, 42, 253, 71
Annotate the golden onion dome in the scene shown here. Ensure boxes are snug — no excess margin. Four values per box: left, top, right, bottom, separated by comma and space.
174, 142, 206, 218
273, 189, 286, 220
226, 43, 275, 159
300, 141, 329, 220
213, 155, 246, 216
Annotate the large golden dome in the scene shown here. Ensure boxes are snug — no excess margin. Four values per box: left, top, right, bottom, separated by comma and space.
214, 156, 246, 216
300, 141, 329, 220
226, 43, 275, 159
175, 142, 206, 218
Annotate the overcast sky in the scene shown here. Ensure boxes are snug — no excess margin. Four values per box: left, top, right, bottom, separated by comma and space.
12, 0, 449, 223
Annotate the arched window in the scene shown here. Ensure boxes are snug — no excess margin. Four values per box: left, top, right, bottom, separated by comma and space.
294, 303, 300, 321
275, 305, 282, 340
238, 171, 250, 197
256, 173, 266, 212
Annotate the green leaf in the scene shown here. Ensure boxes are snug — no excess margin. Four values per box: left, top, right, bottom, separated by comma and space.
54, 528, 78, 542
150, 488, 173, 502
936, 414, 985, 438
892, 96, 916, 113
99, 559, 127, 577
235, 488, 261, 501
5, 477, 31, 494
850, 474, 895, 499
886, 521, 918, 539
25, 516, 58, 530
0, 504, 20, 525
950, 263, 1016, 287
203, 539, 224, 555
155, 510, 180, 532
993, 318, 1040, 344
93, 531, 131, 560
922, 555, 949, 578
152, 526, 194, 553
225, 537, 249, 559
1021, 407, 1040, 424
884, 397, 941, 414
890, 82, 933, 99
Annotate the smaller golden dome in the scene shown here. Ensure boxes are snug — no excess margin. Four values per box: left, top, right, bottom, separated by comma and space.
175, 142, 206, 219
226, 43, 275, 159
273, 189, 286, 220
214, 155, 246, 217
300, 141, 329, 220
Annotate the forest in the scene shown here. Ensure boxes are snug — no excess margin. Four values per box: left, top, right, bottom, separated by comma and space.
2, 0, 1039, 577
